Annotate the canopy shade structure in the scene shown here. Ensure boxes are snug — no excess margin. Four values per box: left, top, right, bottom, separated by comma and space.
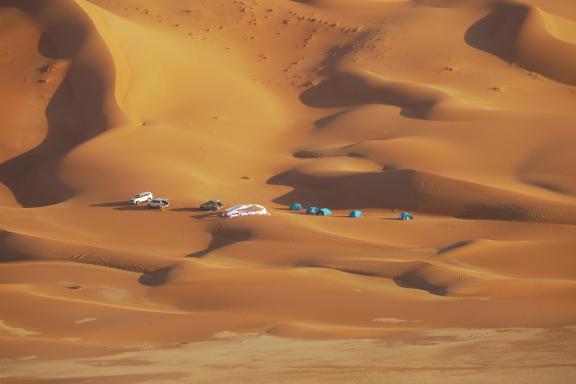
224, 204, 270, 218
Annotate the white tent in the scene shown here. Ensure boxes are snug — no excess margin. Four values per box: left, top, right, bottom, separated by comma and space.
223, 204, 270, 218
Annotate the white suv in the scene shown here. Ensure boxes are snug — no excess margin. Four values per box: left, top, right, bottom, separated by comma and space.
131, 192, 153, 205
148, 198, 169, 209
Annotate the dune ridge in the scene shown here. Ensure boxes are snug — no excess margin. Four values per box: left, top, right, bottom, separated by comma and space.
0, 0, 126, 208
0, 0, 575, 382
269, 168, 576, 223
0, 229, 173, 273
466, 0, 576, 85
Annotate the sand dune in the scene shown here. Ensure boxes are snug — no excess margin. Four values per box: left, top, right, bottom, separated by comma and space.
300, 69, 481, 119
270, 168, 576, 222
0, 0, 125, 207
0, 230, 172, 272
0, 0, 575, 382
466, 0, 576, 85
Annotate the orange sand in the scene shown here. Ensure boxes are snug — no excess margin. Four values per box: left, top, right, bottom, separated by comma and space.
0, 0, 575, 382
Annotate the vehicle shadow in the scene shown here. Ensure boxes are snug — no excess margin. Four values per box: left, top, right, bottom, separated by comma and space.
115, 205, 152, 211
90, 201, 128, 208
90, 201, 155, 211
170, 207, 203, 212
191, 212, 221, 220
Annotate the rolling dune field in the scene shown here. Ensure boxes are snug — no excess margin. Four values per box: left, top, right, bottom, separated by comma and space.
0, 0, 575, 383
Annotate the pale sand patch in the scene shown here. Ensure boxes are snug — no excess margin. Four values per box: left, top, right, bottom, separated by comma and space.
75, 318, 97, 324
0, 321, 41, 337
373, 317, 423, 323
1, 327, 575, 383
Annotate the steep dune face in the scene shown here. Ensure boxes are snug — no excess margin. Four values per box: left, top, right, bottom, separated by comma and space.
0, 0, 125, 207
518, 143, 576, 196
283, 0, 576, 223
466, 0, 576, 85
55, 0, 292, 206
0, 230, 173, 272
299, 69, 480, 119
0, 0, 290, 207
269, 168, 576, 222
0, 0, 575, 382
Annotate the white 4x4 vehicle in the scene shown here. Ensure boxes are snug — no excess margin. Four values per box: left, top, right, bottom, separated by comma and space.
131, 192, 153, 205
148, 198, 169, 209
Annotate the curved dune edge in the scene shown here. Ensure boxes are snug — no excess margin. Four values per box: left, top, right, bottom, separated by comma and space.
300, 68, 489, 121
437, 238, 576, 279
517, 142, 576, 197
73, 0, 132, 122
466, 0, 576, 85
2, 216, 576, 342
294, 137, 576, 202
185, 219, 576, 298
0, 0, 127, 208
269, 168, 576, 224
0, 0, 289, 207
0, 230, 173, 272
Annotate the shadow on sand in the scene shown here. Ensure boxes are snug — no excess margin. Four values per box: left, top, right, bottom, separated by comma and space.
90, 201, 129, 208
0, 0, 123, 207
90, 201, 156, 211
138, 266, 173, 287
187, 228, 251, 258
191, 213, 222, 220
114, 205, 154, 211
170, 207, 203, 212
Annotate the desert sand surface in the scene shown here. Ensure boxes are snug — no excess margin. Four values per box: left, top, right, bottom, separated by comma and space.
1, 0, 576, 382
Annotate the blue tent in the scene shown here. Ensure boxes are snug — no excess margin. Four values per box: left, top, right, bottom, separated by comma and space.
306, 206, 319, 215
316, 208, 332, 216
400, 211, 413, 221
289, 203, 303, 211
348, 210, 363, 218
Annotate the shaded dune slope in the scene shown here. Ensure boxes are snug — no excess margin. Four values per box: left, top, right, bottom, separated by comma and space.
0, 230, 172, 273
179, 217, 575, 298
301, 70, 450, 119
133, 217, 576, 328
0, 0, 125, 207
517, 143, 576, 196
466, 0, 576, 85
269, 168, 576, 223
281, 0, 576, 224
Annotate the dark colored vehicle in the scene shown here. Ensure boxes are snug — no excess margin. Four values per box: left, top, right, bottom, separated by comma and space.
148, 198, 169, 209
200, 199, 224, 211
